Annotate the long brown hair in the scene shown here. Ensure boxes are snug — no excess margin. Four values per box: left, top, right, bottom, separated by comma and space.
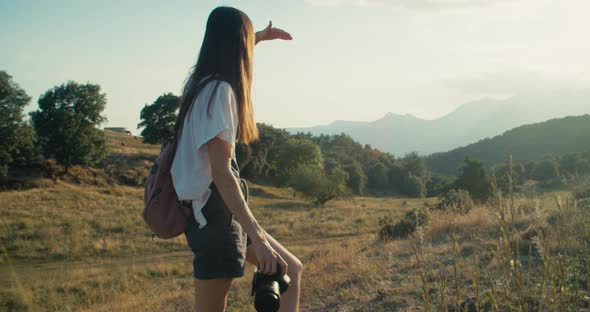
175, 6, 258, 144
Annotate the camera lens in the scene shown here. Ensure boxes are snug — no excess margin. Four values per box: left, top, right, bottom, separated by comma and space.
254, 291, 280, 312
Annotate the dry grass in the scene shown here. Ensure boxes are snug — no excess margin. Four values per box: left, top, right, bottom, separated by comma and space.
104, 131, 160, 156
1, 132, 588, 311
4, 182, 585, 311
0, 180, 430, 311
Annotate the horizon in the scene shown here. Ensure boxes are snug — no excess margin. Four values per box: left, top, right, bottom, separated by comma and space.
2, 0, 590, 133
294, 87, 590, 128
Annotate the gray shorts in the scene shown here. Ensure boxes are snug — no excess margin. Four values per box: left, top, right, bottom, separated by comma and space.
184, 182, 249, 280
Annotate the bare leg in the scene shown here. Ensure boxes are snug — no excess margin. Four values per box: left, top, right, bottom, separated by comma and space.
193, 278, 233, 312
247, 233, 303, 312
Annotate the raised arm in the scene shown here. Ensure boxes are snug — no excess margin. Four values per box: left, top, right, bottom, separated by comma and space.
255, 21, 293, 45
207, 137, 288, 275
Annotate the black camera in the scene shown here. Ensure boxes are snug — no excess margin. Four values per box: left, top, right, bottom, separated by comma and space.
251, 266, 291, 312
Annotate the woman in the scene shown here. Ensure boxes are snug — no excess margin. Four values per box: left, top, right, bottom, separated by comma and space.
170, 6, 302, 312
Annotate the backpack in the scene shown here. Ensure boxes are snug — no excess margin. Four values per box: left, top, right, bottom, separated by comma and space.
142, 137, 250, 239
143, 78, 249, 239
143, 136, 192, 239
142, 78, 211, 239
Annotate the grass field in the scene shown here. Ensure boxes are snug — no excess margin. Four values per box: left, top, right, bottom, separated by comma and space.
1, 132, 589, 311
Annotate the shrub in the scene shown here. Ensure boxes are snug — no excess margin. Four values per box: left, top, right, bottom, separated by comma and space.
573, 187, 590, 200
573, 186, 590, 207
378, 208, 429, 240
117, 169, 145, 186
436, 189, 475, 215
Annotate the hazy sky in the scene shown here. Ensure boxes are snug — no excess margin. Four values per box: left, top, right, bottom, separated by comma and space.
2, 0, 589, 132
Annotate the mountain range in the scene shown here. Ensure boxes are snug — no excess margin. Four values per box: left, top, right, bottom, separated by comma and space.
426, 114, 590, 175
288, 89, 590, 156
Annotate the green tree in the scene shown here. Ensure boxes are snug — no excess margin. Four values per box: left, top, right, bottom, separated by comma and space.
236, 123, 290, 179
273, 137, 323, 184
454, 157, 490, 203
137, 93, 180, 144
402, 173, 427, 198
402, 152, 429, 178
30, 81, 108, 170
493, 161, 526, 194
524, 161, 537, 179
289, 164, 349, 205
531, 158, 560, 181
310, 133, 370, 194
531, 158, 563, 188
342, 159, 367, 194
0, 71, 37, 176
367, 161, 389, 190
399, 152, 430, 198
387, 161, 406, 194
559, 153, 582, 177
427, 174, 455, 197
575, 153, 590, 176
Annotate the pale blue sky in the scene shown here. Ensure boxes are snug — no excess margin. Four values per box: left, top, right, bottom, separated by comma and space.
2, 0, 589, 133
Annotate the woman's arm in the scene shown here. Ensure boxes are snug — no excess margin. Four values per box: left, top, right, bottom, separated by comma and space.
255, 21, 292, 45
207, 137, 288, 275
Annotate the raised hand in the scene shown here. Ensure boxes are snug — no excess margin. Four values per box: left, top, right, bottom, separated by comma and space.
256, 21, 293, 44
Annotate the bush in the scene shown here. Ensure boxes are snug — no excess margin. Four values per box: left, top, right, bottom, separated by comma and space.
378, 208, 429, 240
573, 187, 590, 200
573, 186, 590, 208
436, 189, 475, 215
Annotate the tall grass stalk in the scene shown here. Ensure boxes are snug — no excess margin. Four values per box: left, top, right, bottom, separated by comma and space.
409, 234, 433, 311
451, 234, 463, 309
480, 267, 498, 312
471, 253, 481, 312
437, 270, 448, 312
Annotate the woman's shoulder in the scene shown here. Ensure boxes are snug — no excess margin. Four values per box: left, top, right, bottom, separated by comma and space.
205, 80, 237, 108
193, 79, 234, 106
201, 79, 233, 94
191, 79, 237, 116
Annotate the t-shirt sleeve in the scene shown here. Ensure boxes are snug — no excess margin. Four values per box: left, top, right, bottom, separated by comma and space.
188, 81, 238, 150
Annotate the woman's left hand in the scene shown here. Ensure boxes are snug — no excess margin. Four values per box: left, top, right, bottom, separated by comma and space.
256, 21, 292, 44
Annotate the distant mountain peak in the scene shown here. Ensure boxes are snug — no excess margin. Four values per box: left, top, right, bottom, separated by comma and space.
287, 89, 590, 155
379, 112, 422, 121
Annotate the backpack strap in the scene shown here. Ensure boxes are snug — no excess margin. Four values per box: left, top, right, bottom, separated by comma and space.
240, 178, 249, 203
231, 159, 249, 203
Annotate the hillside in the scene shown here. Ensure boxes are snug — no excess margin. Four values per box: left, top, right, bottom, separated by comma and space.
0, 130, 438, 310
2, 127, 589, 311
427, 115, 590, 175
289, 89, 590, 155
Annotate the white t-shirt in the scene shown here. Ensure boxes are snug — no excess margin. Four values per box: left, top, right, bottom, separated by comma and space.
171, 80, 238, 228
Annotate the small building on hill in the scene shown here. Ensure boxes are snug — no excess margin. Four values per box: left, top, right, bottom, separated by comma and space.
105, 127, 132, 135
